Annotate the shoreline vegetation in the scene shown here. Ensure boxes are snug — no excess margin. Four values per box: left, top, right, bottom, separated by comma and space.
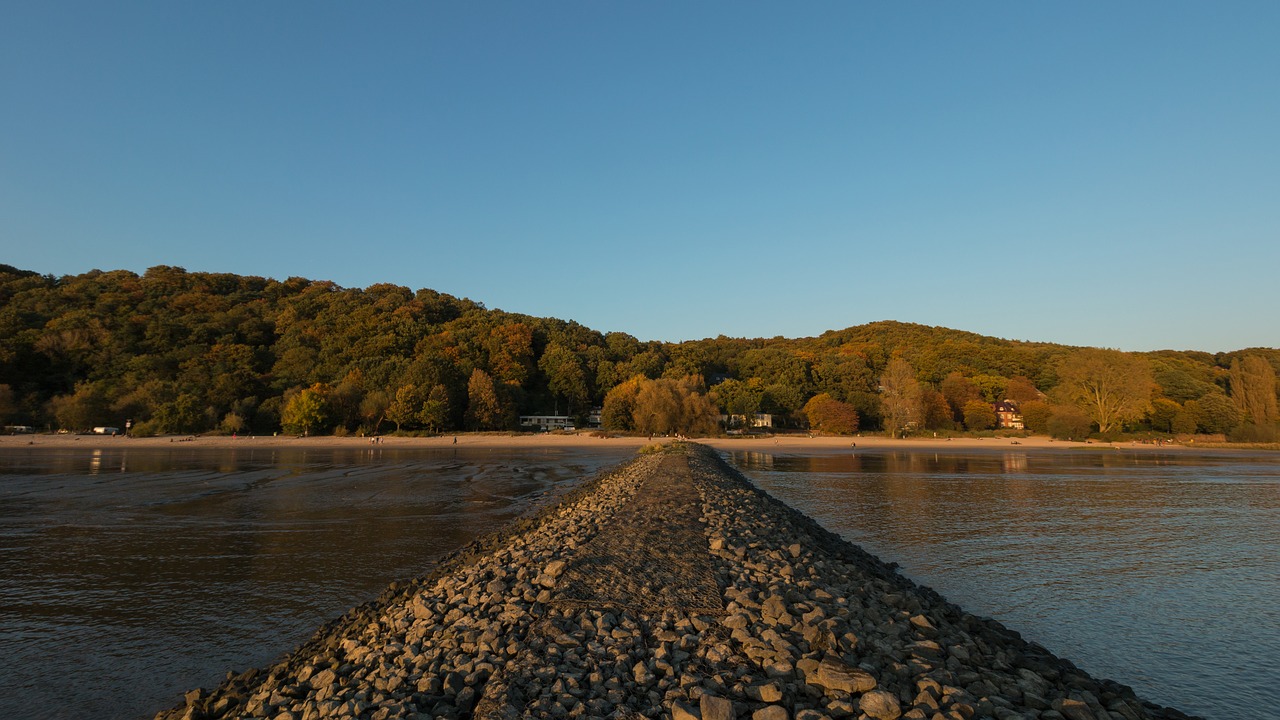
155, 443, 1200, 720
1, 265, 1277, 448
1, 430, 1269, 453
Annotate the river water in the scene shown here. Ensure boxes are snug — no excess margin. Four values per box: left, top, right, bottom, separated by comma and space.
0, 445, 632, 720
725, 448, 1280, 720
2, 447, 1275, 720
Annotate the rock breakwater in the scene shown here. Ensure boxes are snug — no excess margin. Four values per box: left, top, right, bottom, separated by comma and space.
157, 443, 1200, 720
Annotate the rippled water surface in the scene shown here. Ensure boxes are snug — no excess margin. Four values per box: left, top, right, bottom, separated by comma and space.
727, 448, 1280, 720
0, 445, 631, 720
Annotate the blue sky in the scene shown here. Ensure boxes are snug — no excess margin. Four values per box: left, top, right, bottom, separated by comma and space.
4, 2, 1278, 352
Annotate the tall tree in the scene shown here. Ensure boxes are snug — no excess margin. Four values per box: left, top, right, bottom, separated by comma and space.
423, 384, 451, 433
631, 377, 717, 436
940, 372, 980, 423
803, 393, 859, 434
919, 387, 953, 430
880, 357, 922, 436
1228, 356, 1279, 426
963, 400, 997, 431
48, 382, 112, 431
487, 322, 534, 386
1053, 348, 1154, 433
539, 343, 589, 416
710, 378, 763, 427
1148, 398, 1182, 433
281, 385, 328, 436
1195, 392, 1242, 434
387, 384, 426, 432
601, 375, 645, 431
465, 369, 505, 430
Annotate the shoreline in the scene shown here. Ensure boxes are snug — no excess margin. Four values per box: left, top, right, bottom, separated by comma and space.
0, 432, 1210, 454
155, 443, 1199, 720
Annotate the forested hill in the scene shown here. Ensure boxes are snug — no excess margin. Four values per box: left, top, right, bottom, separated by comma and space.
1, 265, 1276, 438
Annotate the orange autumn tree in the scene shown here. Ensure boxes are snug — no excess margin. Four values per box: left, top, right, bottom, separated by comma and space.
803, 393, 860, 434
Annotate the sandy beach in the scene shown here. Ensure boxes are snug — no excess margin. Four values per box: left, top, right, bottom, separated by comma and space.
0, 432, 1185, 453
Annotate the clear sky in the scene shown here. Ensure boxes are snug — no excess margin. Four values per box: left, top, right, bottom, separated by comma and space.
4, 2, 1278, 352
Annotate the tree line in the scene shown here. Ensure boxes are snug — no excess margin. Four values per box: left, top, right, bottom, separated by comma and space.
1, 264, 1277, 441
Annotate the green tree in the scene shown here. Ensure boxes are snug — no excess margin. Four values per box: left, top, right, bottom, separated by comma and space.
1173, 401, 1200, 435
154, 393, 207, 434
329, 370, 367, 432
1020, 400, 1052, 434
1151, 359, 1219, 403
220, 412, 247, 435
963, 400, 997, 431
1228, 356, 1279, 426
710, 378, 763, 428
880, 357, 921, 436
1148, 398, 1182, 433
1046, 405, 1093, 440
1053, 348, 1154, 433
360, 389, 392, 434
282, 385, 328, 435
970, 374, 1009, 403
803, 393, 859, 434
539, 343, 589, 416
762, 382, 805, 417
1195, 392, 1242, 435
422, 384, 451, 433
48, 382, 112, 431
387, 384, 426, 432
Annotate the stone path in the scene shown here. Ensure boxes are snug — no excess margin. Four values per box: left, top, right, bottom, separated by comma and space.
555, 453, 722, 615
155, 444, 1201, 720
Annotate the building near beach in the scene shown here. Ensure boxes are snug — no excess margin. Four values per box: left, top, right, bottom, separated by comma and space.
519, 415, 575, 431
994, 401, 1024, 429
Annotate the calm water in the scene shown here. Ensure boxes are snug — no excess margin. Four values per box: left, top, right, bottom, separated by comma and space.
0, 445, 631, 720
726, 449, 1280, 720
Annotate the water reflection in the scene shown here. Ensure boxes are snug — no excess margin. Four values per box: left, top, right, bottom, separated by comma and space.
0, 446, 632, 720
727, 449, 1280, 720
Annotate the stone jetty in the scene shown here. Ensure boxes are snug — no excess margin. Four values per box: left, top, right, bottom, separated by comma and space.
157, 443, 1199, 720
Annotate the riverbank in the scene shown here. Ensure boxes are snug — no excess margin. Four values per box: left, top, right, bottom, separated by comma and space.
0, 431, 1193, 453
155, 443, 1198, 720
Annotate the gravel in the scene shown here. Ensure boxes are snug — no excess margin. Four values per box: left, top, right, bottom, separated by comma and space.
154, 443, 1202, 720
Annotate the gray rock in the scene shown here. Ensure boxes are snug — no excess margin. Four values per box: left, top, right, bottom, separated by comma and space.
671, 698, 700, 720
858, 690, 902, 720
700, 694, 735, 720
754, 706, 789, 720
1054, 698, 1098, 720
808, 656, 877, 694
309, 668, 337, 689
749, 681, 783, 703
763, 594, 790, 621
